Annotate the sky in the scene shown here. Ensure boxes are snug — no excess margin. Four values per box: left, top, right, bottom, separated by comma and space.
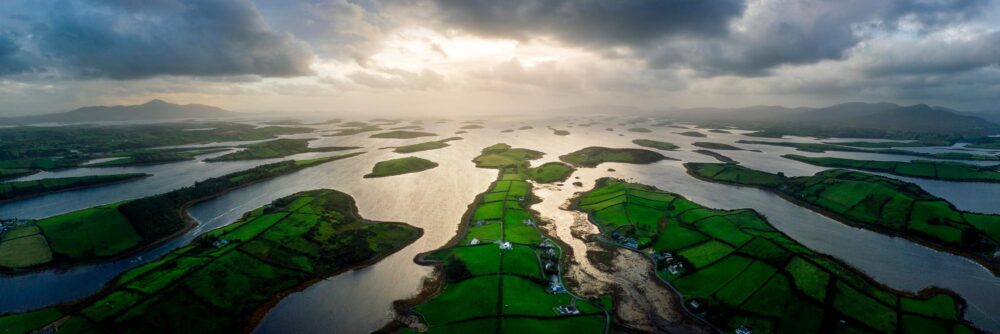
0, 0, 998, 116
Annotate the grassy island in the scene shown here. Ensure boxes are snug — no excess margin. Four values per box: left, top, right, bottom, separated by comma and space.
559, 147, 669, 168
548, 127, 570, 136
460, 124, 484, 130
709, 129, 732, 134
370, 130, 438, 139
738, 140, 1000, 161
686, 163, 1000, 273
324, 124, 382, 136
365, 157, 439, 178
526, 162, 576, 183
393, 137, 463, 153
784, 155, 1000, 183
677, 131, 707, 138
0, 153, 363, 271
694, 150, 737, 163
0, 168, 37, 181
574, 178, 977, 334
627, 127, 652, 133
742, 131, 784, 138
692, 142, 742, 150
207, 138, 358, 162
0, 173, 150, 202
391, 144, 609, 333
632, 139, 679, 151
0, 190, 421, 334
91, 148, 229, 167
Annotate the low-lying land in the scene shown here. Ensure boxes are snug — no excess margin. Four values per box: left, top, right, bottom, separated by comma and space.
390, 144, 609, 333
207, 138, 357, 162
526, 162, 576, 183
393, 137, 462, 153
0, 173, 150, 202
0, 153, 363, 272
708, 129, 731, 134
742, 131, 784, 138
370, 130, 438, 139
559, 147, 670, 168
0, 190, 421, 334
574, 178, 977, 333
677, 131, 707, 138
738, 140, 1000, 161
686, 163, 1000, 273
0, 168, 37, 181
692, 142, 742, 151
632, 139, 679, 151
460, 124, 484, 130
694, 150, 737, 164
324, 124, 382, 136
784, 155, 1000, 183
627, 127, 652, 133
549, 127, 570, 136
365, 157, 439, 178
90, 148, 229, 167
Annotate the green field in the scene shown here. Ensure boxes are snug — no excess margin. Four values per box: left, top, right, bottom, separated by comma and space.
527, 162, 575, 183
370, 130, 438, 139
0, 173, 149, 201
575, 178, 976, 333
739, 140, 1000, 161
692, 142, 743, 150
207, 138, 357, 161
632, 139, 679, 151
784, 154, 1000, 182
400, 144, 608, 333
559, 147, 668, 167
687, 163, 1000, 272
677, 131, 707, 137
364, 156, 439, 178
0, 153, 362, 271
0, 189, 421, 333
393, 137, 463, 153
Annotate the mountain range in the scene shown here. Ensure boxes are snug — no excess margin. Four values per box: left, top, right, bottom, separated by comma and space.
0, 99, 235, 125
662, 102, 1000, 138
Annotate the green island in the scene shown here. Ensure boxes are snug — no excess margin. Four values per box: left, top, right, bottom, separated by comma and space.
460, 124, 485, 130
823, 141, 938, 148
393, 137, 463, 153
365, 157, 439, 178
574, 178, 977, 334
738, 140, 1000, 161
370, 130, 438, 139
0, 173, 150, 202
685, 163, 1000, 273
206, 138, 357, 162
632, 139, 679, 151
90, 148, 230, 167
518, 126, 533, 130
709, 129, 732, 134
0, 153, 363, 271
784, 155, 1000, 183
692, 142, 743, 151
559, 147, 669, 168
677, 131, 707, 138
694, 150, 737, 164
627, 127, 652, 133
0, 123, 312, 174
390, 125, 423, 130
324, 124, 382, 136
742, 131, 784, 138
0, 189, 421, 333
549, 127, 570, 136
0, 168, 37, 181
389, 144, 609, 333
526, 162, 576, 183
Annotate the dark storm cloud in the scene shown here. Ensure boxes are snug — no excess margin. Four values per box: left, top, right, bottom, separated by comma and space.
429, 0, 746, 48
0, 32, 33, 75
3, 0, 313, 79
427, 0, 993, 77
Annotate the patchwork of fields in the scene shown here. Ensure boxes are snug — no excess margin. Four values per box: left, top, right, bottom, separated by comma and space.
576, 178, 975, 333
399, 144, 609, 333
0, 189, 421, 333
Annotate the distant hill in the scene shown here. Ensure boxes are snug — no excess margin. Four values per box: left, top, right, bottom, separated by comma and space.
664, 102, 1000, 139
0, 99, 235, 124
